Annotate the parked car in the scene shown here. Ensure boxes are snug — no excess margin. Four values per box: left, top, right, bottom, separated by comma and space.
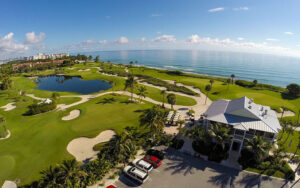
132, 159, 153, 172
146, 149, 165, 160
106, 185, 116, 188
123, 165, 149, 183
143, 155, 162, 167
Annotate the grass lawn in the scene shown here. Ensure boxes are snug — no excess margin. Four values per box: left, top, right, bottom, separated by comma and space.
245, 167, 286, 179
0, 94, 153, 185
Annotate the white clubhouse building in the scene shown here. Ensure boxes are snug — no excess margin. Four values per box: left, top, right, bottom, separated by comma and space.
203, 96, 281, 153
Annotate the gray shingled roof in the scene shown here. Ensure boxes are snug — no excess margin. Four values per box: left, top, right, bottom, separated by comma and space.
204, 96, 281, 133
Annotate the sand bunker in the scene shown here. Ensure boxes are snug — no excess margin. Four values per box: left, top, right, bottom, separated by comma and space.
62, 110, 81, 120
67, 130, 116, 162
0, 130, 11, 141
276, 108, 295, 118
78, 69, 90, 72
0, 103, 16, 111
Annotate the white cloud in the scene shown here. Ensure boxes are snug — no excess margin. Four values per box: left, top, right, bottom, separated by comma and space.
140, 37, 146, 42
266, 38, 278, 41
185, 35, 300, 57
98, 40, 108, 44
0, 32, 28, 56
237, 37, 244, 41
233, 7, 249, 11
153, 35, 176, 42
150, 14, 162, 17
24, 32, 46, 44
208, 7, 224, 13
115, 36, 129, 44
285, 32, 294, 35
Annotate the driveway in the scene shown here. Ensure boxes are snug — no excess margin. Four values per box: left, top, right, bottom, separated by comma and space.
114, 148, 298, 188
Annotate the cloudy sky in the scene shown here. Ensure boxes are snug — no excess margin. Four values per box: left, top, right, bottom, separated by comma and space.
1, 0, 300, 58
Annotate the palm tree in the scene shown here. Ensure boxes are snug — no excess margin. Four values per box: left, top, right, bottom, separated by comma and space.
278, 119, 289, 140
209, 79, 214, 87
204, 84, 211, 105
109, 129, 137, 165
282, 123, 294, 145
231, 74, 235, 84
177, 120, 185, 128
137, 86, 148, 102
208, 123, 232, 151
245, 136, 271, 163
253, 79, 258, 86
59, 159, 87, 187
290, 136, 300, 162
124, 75, 136, 102
281, 107, 288, 120
39, 165, 63, 188
226, 78, 231, 92
186, 126, 211, 142
109, 80, 115, 93
140, 105, 165, 139
167, 93, 176, 109
161, 90, 167, 108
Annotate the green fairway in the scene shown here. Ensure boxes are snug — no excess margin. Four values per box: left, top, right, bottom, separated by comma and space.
0, 94, 153, 185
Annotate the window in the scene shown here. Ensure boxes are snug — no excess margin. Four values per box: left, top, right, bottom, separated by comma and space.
246, 129, 255, 135
255, 130, 264, 137
235, 129, 245, 136
264, 132, 274, 139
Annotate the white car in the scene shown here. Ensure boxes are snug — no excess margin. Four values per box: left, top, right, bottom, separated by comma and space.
132, 159, 153, 172
123, 165, 149, 184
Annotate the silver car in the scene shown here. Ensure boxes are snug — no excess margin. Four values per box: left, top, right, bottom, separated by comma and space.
123, 165, 149, 184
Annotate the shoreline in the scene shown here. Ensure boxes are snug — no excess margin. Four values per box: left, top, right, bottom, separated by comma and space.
111, 63, 287, 89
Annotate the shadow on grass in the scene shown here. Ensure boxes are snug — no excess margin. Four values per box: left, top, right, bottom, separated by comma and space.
96, 97, 116, 104
281, 93, 299, 100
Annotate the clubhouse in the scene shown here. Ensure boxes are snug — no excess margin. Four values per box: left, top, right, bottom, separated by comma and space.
202, 96, 281, 153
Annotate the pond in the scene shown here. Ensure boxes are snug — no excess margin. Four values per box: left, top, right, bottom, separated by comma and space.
35, 75, 112, 94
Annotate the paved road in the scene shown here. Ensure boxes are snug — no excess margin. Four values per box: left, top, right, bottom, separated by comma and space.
115, 148, 299, 188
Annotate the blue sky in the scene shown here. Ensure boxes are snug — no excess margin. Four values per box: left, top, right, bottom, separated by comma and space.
1, 0, 300, 58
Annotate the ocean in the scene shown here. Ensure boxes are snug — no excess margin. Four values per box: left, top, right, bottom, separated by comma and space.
80, 50, 300, 87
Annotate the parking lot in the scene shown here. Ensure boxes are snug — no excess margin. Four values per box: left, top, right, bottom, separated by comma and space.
114, 148, 296, 188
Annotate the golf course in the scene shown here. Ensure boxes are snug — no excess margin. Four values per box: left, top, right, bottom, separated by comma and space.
0, 60, 299, 185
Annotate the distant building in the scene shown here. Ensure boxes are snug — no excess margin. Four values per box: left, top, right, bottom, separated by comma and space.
202, 96, 281, 153
38, 98, 52, 104
27, 53, 69, 60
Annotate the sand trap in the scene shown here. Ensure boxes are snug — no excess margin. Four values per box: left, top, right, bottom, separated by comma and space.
276, 108, 295, 118
67, 130, 116, 162
62, 110, 81, 120
0, 130, 11, 141
0, 103, 16, 111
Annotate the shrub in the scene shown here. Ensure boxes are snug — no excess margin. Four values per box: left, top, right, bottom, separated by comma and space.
170, 138, 184, 150
286, 83, 300, 98
235, 80, 255, 88
25, 101, 56, 115
280, 163, 295, 180
238, 149, 257, 168
192, 140, 212, 156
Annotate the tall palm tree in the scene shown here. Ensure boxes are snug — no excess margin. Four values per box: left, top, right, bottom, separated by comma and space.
281, 107, 288, 120
167, 93, 176, 109
137, 86, 148, 102
140, 105, 165, 139
186, 126, 211, 142
161, 90, 167, 108
59, 159, 87, 187
39, 165, 63, 188
245, 136, 271, 163
278, 119, 290, 140
226, 78, 231, 92
124, 75, 136, 102
231, 74, 235, 84
208, 123, 232, 151
290, 136, 300, 162
204, 84, 211, 105
209, 79, 214, 87
282, 123, 294, 145
109, 80, 115, 93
